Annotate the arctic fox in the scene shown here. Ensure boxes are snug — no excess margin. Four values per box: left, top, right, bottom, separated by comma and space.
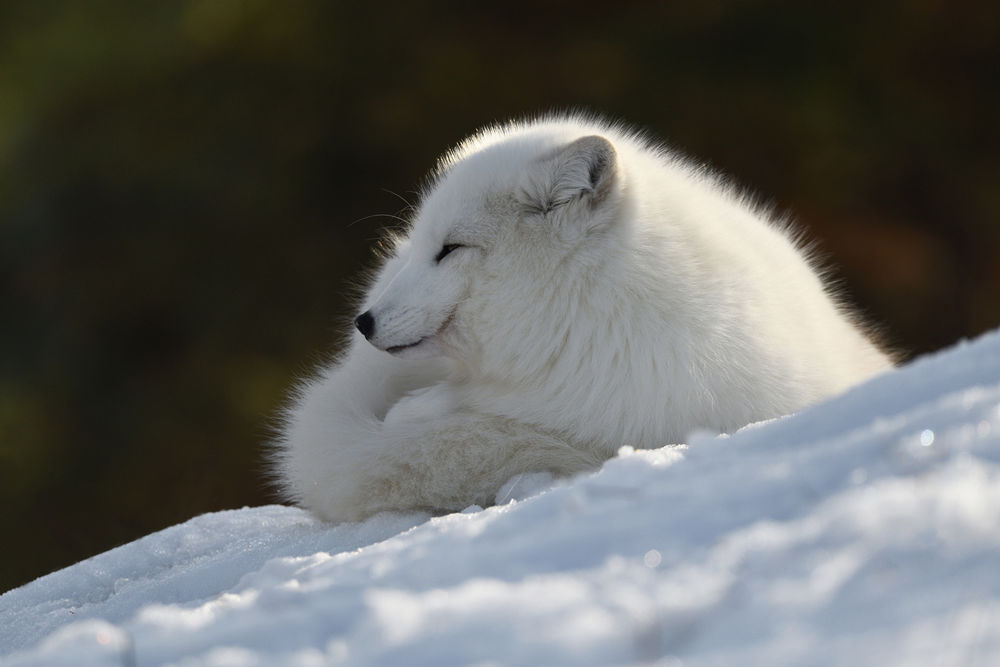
274, 115, 893, 522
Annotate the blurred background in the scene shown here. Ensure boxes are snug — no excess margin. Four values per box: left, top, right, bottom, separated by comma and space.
1, 1, 998, 593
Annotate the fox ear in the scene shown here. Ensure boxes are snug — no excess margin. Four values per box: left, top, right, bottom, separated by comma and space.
522, 135, 620, 216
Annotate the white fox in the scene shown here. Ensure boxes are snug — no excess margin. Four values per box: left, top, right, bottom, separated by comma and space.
274, 115, 893, 522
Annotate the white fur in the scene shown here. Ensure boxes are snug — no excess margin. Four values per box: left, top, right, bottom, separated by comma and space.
273, 115, 893, 522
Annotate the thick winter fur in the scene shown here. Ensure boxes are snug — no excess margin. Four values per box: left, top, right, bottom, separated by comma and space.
274, 115, 893, 522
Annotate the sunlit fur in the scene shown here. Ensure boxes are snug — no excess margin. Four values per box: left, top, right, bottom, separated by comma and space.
273, 115, 893, 522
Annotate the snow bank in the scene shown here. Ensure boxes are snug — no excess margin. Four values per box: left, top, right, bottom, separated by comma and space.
2, 330, 999, 665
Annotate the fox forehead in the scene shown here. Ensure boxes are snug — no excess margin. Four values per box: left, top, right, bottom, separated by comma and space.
421, 132, 555, 213
409, 120, 610, 248
412, 180, 515, 248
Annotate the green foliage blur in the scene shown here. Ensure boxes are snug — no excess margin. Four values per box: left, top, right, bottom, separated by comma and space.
1, 1, 998, 592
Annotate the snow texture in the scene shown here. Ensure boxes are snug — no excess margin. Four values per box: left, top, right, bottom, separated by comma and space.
2, 329, 999, 666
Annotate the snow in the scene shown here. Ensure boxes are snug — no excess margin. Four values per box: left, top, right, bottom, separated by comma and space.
3, 330, 1000, 666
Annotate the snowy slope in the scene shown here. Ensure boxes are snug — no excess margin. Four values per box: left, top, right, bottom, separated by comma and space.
2, 330, 999, 666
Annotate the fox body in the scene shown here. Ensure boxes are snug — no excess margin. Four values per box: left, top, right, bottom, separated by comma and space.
275, 116, 892, 522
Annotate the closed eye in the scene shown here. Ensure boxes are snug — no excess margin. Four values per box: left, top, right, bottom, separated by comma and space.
435, 243, 462, 263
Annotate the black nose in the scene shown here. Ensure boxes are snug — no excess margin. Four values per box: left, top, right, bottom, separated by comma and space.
354, 310, 375, 339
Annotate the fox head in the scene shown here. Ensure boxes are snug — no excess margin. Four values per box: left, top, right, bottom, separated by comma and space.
355, 123, 629, 377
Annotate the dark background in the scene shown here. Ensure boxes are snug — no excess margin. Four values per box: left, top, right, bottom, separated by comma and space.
1, 1, 998, 593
